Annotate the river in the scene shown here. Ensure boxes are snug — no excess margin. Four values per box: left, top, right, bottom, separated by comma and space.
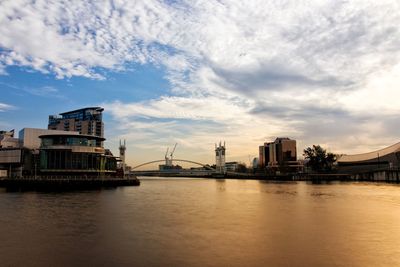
0, 178, 399, 267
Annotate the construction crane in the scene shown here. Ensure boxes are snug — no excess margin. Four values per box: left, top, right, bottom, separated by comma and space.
170, 143, 178, 160
165, 147, 169, 160
164, 143, 178, 167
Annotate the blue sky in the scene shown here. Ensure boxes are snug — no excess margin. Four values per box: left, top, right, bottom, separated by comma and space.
1, 0, 400, 167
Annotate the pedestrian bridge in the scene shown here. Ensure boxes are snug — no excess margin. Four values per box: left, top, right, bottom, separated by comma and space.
131, 159, 216, 171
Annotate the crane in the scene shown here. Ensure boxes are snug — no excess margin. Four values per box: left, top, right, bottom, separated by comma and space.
165, 147, 169, 160
164, 143, 178, 166
170, 143, 178, 159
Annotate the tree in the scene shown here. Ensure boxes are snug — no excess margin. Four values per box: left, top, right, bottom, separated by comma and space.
303, 145, 337, 172
237, 163, 248, 173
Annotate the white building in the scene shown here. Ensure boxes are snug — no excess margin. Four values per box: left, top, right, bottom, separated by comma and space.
19, 128, 79, 149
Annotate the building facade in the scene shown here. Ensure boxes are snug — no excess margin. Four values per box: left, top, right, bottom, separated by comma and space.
19, 128, 78, 149
258, 137, 298, 172
39, 133, 117, 177
215, 142, 226, 174
0, 130, 25, 177
337, 142, 400, 173
0, 107, 121, 178
48, 107, 104, 141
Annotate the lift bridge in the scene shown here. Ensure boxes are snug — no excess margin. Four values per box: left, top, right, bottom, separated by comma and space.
129, 142, 249, 177
130, 143, 216, 177
131, 142, 230, 176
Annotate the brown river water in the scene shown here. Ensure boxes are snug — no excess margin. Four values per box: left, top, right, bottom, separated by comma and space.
0, 178, 399, 267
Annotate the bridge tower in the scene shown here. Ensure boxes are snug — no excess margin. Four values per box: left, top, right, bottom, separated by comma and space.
215, 141, 226, 174
119, 139, 126, 174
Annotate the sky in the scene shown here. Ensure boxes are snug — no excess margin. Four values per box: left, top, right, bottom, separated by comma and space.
1, 0, 400, 168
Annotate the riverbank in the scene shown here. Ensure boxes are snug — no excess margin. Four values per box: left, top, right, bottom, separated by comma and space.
135, 169, 400, 183
0, 176, 140, 191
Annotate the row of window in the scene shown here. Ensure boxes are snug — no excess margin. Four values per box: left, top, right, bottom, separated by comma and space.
40, 151, 116, 170
41, 137, 98, 147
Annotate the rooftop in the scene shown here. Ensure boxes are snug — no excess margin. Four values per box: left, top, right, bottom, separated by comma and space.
59, 107, 104, 115
39, 133, 106, 141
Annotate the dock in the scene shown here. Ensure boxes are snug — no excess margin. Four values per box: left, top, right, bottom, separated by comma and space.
0, 176, 140, 191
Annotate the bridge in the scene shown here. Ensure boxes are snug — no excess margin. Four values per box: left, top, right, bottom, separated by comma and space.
131, 159, 216, 171
130, 159, 252, 179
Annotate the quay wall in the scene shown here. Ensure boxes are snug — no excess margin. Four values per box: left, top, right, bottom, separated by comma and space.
350, 169, 400, 182
0, 176, 140, 191
135, 169, 400, 183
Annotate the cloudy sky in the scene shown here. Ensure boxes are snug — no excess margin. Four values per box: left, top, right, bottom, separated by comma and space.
1, 0, 400, 167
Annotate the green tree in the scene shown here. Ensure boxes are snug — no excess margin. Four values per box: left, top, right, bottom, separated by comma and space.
303, 145, 337, 172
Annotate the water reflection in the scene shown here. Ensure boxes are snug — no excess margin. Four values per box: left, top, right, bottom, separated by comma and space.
0, 179, 399, 267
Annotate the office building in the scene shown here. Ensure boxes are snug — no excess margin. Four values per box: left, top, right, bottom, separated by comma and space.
258, 137, 298, 172
259, 146, 265, 168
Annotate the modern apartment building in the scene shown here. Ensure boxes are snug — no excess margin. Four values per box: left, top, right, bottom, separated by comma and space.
48, 107, 104, 139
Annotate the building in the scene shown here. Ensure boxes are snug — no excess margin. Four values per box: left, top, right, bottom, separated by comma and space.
258, 137, 298, 173
48, 107, 104, 141
337, 142, 400, 173
19, 128, 78, 149
0, 130, 24, 177
0, 130, 19, 148
0, 128, 83, 177
259, 146, 265, 168
225, 161, 247, 172
0, 107, 122, 178
215, 142, 226, 173
274, 137, 297, 164
38, 133, 117, 177
252, 157, 259, 169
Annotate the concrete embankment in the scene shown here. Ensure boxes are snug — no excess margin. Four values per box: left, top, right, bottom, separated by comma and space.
349, 169, 400, 182
137, 170, 400, 183
0, 176, 140, 191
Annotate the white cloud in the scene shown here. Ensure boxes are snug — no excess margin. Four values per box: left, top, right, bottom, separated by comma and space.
341, 63, 400, 115
0, 103, 16, 112
2, 0, 400, 163
25, 86, 64, 98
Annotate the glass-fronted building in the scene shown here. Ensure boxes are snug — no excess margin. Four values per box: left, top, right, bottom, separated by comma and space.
39, 133, 117, 177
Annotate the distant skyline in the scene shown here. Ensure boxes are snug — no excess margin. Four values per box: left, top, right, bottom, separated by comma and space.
1, 1, 400, 166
